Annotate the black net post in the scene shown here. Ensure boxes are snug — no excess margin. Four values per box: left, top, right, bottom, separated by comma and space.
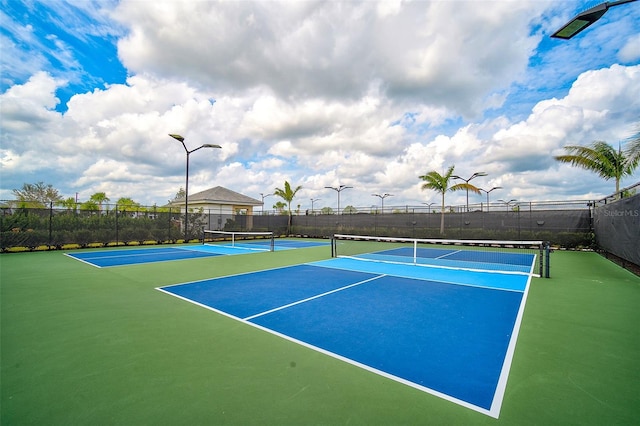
545, 241, 551, 278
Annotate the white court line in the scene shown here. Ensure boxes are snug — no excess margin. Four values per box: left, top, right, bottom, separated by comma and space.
434, 249, 462, 259
243, 274, 386, 321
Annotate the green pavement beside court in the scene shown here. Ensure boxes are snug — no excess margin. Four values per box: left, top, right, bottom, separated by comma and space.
1, 243, 639, 425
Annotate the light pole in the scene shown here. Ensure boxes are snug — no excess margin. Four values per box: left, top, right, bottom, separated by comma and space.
169, 134, 221, 241
310, 198, 320, 214
452, 172, 487, 212
260, 193, 272, 214
372, 193, 393, 214
479, 187, 502, 212
551, 0, 637, 39
325, 185, 352, 215
498, 199, 517, 212
422, 202, 437, 213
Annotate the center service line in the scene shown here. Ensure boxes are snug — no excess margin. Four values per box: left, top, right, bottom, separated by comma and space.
243, 274, 386, 321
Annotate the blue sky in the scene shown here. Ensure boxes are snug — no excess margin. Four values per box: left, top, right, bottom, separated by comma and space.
1, 0, 639, 210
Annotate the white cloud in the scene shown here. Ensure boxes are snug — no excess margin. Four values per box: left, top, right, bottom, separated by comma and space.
114, 0, 543, 118
1, 0, 639, 209
619, 34, 640, 63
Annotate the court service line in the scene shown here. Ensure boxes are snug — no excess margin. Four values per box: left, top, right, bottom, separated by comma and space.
435, 249, 462, 259
242, 274, 386, 321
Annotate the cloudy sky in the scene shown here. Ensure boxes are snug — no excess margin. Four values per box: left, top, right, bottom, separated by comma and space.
1, 0, 639, 212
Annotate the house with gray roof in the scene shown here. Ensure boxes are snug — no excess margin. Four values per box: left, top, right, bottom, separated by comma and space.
167, 186, 262, 215
167, 186, 263, 230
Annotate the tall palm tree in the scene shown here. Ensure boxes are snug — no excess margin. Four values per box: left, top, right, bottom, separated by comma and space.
419, 165, 481, 235
273, 181, 302, 234
554, 141, 636, 194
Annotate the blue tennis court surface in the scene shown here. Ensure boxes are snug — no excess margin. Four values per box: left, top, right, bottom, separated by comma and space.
66, 239, 329, 267
158, 259, 533, 417
347, 246, 536, 274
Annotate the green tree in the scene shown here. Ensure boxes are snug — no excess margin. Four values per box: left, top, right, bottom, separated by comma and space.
625, 124, 640, 169
554, 141, 636, 194
89, 192, 110, 212
273, 201, 286, 214
274, 181, 302, 233
343, 205, 357, 214
81, 200, 99, 211
419, 165, 480, 235
171, 188, 186, 202
57, 197, 77, 211
13, 182, 62, 208
116, 197, 140, 212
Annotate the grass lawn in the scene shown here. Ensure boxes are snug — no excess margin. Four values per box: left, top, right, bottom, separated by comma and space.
1, 242, 639, 425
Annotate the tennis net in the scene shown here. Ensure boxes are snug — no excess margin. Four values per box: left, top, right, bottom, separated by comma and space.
203, 230, 275, 252
331, 234, 550, 277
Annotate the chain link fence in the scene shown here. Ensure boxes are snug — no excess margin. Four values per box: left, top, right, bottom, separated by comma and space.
1, 199, 593, 251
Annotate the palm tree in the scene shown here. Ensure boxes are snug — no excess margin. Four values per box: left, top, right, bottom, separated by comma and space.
273, 181, 302, 234
116, 197, 140, 213
57, 197, 77, 212
80, 200, 99, 212
272, 201, 286, 214
419, 165, 481, 235
625, 125, 640, 169
554, 141, 636, 194
90, 192, 110, 212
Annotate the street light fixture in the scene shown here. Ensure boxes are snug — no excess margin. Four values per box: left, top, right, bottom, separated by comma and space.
551, 0, 637, 39
260, 193, 272, 214
372, 193, 393, 214
169, 134, 221, 240
325, 185, 352, 215
310, 198, 320, 214
422, 202, 437, 213
479, 186, 502, 212
452, 172, 487, 212
498, 199, 517, 212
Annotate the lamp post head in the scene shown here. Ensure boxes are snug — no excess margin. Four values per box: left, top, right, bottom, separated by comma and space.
326, 185, 352, 192
169, 134, 184, 142
202, 144, 222, 149
551, 3, 608, 39
550, 0, 638, 40
481, 186, 502, 193
452, 172, 487, 182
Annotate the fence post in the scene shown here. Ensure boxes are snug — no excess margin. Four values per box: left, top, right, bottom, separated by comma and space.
49, 201, 53, 248
115, 204, 119, 246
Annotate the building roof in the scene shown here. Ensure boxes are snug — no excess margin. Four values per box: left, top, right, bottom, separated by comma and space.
168, 186, 262, 206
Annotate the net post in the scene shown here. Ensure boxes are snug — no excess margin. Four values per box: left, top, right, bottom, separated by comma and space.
538, 242, 543, 278
544, 242, 551, 278
331, 236, 336, 257
270, 234, 275, 252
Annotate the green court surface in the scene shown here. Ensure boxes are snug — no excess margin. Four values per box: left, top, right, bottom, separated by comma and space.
1, 241, 639, 425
